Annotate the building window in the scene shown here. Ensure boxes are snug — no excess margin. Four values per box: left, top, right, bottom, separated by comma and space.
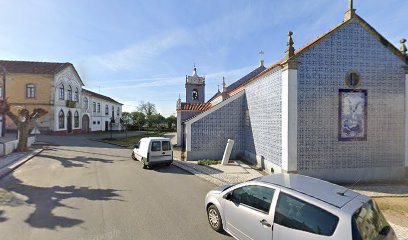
192, 89, 199, 100
59, 85, 65, 100
93, 102, 96, 112
67, 85, 72, 100
105, 105, 109, 115
97, 103, 101, 113
26, 84, 35, 98
59, 110, 65, 129
111, 106, 114, 118
74, 87, 79, 101
83, 97, 89, 109
117, 107, 120, 116
74, 111, 79, 128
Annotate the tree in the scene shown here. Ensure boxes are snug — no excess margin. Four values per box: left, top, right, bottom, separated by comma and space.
131, 112, 146, 130
0, 100, 47, 152
166, 115, 177, 130
148, 114, 165, 130
137, 101, 157, 117
137, 102, 156, 128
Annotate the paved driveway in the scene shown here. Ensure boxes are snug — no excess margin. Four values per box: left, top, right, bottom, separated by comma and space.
0, 135, 231, 240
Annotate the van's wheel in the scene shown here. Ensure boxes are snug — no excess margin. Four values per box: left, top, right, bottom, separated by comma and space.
131, 152, 137, 161
141, 158, 147, 169
207, 205, 223, 232
166, 161, 172, 166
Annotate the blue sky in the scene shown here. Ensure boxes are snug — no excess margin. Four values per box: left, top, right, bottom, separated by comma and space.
0, 0, 407, 116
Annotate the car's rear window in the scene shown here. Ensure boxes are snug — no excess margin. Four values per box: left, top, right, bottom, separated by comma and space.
162, 141, 171, 151
274, 192, 339, 236
151, 141, 161, 151
352, 200, 389, 240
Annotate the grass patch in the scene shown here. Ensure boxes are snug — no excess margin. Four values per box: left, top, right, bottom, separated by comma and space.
198, 160, 221, 166
374, 197, 408, 227
100, 133, 165, 148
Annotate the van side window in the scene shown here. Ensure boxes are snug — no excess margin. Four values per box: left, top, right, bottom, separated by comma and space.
274, 192, 339, 236
151, 141, 161, 151
162, 141, 171, 151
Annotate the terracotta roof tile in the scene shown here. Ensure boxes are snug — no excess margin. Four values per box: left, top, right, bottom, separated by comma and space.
179, 102, 212, 111
0, 60, 71, 75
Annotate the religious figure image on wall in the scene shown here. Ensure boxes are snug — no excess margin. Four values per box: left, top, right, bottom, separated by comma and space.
339, 89, 367, 141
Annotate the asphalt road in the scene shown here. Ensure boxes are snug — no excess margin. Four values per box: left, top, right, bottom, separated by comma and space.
0, 135, 232, 240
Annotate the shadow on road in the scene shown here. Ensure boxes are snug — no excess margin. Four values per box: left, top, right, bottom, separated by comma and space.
0, 174, 122, 229
39, 153, 118, 168
150, 165, 193, 175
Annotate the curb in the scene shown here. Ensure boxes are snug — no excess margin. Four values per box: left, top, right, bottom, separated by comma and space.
0, 149, 43, 179
172, 161, 228, 186
92, 139, 129, 148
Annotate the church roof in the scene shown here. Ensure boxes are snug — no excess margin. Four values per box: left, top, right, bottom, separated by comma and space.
179, 102, 212, 112
82, 88, 123, 105
228, 14, 408, 97
208, 65, 266, 103
207, 91, 221, 103
0, 60, 85, 86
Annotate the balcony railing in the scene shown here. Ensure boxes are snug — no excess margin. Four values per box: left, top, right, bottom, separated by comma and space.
66, 100, 77, 108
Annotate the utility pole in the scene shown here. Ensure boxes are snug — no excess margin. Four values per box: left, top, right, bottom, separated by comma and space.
0, 66, 7, 137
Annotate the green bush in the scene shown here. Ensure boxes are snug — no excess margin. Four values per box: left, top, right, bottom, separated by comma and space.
198, 160, 221, 166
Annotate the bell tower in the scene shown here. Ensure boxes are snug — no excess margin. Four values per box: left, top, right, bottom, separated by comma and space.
185, 66, 205, 104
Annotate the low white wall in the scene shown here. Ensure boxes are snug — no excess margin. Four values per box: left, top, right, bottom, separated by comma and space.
0, 136, 36, 156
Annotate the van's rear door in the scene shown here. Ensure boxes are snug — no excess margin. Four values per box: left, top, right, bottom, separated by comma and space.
149, 140, 172, 163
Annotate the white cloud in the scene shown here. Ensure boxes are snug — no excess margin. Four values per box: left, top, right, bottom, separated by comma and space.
80, 29, 188, 72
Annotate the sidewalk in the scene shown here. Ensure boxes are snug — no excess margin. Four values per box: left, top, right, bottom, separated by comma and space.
173, 160, 264, 186
0, 149, 43, 178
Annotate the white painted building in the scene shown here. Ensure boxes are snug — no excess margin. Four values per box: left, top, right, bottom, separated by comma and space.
81, 89, 123, 132
53, 65, 84, 133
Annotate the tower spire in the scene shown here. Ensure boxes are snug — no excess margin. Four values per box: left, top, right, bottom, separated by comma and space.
284, 31, 295, 60
400, 39, 407, 56
222, 76, 227, 92
259, 51, 264, 67
192, 64, 197, 76
344, 0, 356, 21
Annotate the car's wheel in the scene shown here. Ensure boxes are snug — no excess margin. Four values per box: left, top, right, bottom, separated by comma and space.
141, 158, 147, 169
207, 205, 223, 232
131, 152, 137, 161
166, 161, 172, 166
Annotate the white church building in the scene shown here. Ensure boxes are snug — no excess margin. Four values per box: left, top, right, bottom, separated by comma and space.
177, 2, 408, 182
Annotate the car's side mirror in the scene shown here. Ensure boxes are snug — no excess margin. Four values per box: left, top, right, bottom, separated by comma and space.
134, 144, 139, 149
224, 193, 232, 200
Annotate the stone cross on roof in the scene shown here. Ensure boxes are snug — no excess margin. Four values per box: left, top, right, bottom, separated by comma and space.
344, 0, 356, 21
349, 0, 353, 10
285, 31, 295, 60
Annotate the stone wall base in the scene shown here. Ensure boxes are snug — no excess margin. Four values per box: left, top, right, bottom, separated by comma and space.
0, 136, 36, 156
243, 150, 284, 174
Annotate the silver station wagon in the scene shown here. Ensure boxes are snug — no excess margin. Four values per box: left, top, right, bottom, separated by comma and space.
205, 174, 397, 240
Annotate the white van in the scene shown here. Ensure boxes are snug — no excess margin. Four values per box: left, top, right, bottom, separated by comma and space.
131, 137, 173, 168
